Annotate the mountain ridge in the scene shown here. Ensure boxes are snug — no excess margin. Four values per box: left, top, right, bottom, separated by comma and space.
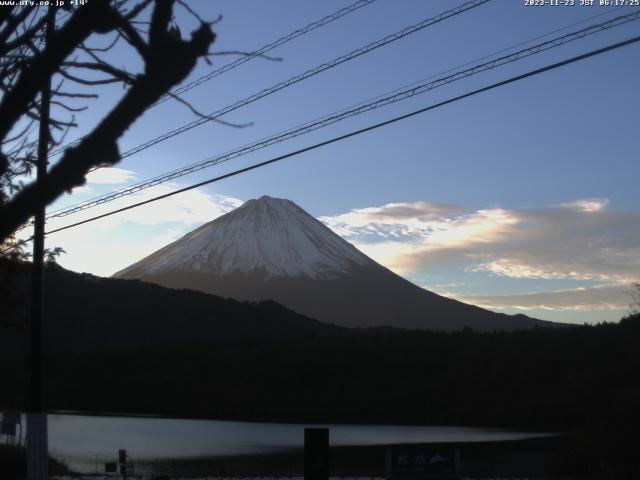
116, 196, 372, 280
0, 259, 347, 353
115, 196, 552, 332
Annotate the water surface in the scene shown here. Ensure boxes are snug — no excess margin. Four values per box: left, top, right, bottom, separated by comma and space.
35, 413, 555, 472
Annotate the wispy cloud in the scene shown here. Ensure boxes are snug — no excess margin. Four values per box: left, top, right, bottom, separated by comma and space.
84, 167, 137, 185
70, 185, 92, 195
558, 198, 608, 212
48, 184, 242, 231
460, 283, 633, 312
321, 202, 512, 246
32, 185, 243, 276
321, 199, 640, 284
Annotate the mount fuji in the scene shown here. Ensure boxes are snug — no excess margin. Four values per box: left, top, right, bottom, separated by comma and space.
114, 196, 549, 331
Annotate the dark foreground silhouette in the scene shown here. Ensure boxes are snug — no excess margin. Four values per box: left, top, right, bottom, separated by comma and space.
0, 259, 346, 353
1, 259, 639, 477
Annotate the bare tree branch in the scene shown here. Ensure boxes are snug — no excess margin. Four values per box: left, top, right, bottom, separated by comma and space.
50, 101, 88, 113
0, 7, 33, 47
62, 61, 136, 85
0, 1, 215, 241
124, 0, 154, 20
0, 0, 116, 142
52, 91, 99, 99
59, 69, 125, 86
0, 15, 48, 56
166, 91, 252, 129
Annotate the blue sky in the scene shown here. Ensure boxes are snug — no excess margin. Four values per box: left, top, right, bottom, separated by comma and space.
34, 0, 640, 323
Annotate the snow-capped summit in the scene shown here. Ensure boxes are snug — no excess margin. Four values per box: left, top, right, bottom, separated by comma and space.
115, 196, 550, 331
116, 195, 372, 280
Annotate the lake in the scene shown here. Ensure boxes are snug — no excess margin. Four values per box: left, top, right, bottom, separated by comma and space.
6, 413, 556, 473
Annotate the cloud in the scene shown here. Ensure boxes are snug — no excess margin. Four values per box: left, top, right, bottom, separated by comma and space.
66, 168, 135, 196
320, 201, 461, 237
48, 184, 243, 232
84, 167, 136, 184
34, 185, 243, 276
321, 199, 640, 284
321, 202, 511, 247
70, 185, 92, 195
559, 198, 608, 212
50, 227, 187, 278
341, 201, 462, 223
468, 206, 640, 283
322, 203, 520, 275
460, 283, 633, 312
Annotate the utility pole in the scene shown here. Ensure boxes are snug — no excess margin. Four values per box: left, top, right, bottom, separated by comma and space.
27, 6, 55, 480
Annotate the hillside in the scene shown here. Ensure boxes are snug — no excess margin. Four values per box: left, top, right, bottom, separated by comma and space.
0, 259, 347, 352
1, 314, 638, 432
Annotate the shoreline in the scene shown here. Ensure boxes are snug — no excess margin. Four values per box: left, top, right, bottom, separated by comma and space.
43, 409, 559, 434
4, 423, 637, 478
100, 436, 568, 478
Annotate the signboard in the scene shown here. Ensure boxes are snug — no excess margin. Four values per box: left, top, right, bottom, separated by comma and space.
386, 447, 461, 480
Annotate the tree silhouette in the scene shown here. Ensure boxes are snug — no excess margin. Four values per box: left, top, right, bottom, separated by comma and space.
0, 0, 216, 244
44, 246, 66, 264
628, 282, 640, 316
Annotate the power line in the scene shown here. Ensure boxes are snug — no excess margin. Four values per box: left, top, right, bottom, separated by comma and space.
347, 6, 623, 112
49, 0, 491, 161
47, 0, 379, 157
114, 0, 492, 159
154, 0, 379, 106
43, 33, 640, 237
46, 10, 640, 220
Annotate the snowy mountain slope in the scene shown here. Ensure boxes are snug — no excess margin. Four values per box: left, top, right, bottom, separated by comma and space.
114, 196, 551, 331
116, 196, 372, 280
